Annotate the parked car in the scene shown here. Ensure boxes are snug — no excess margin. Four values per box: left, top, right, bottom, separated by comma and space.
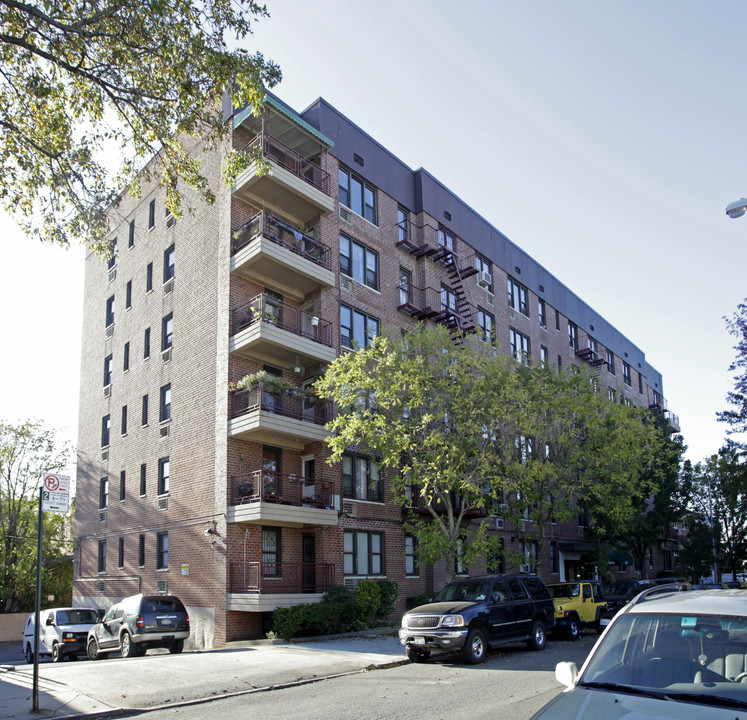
86, 594, 189, 659
547, 581, 607, 639
530, 585, 747, 719
399, 574, 555, 664
22, 607, 100, 663
603, 579, 655, 614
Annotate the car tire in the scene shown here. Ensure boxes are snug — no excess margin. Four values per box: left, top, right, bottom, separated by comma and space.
461, 628, 488, 664
51, 642, 62, 663
87, 637, 104, 661
527, 619, 547, 651
406, 646, 430, 663
169, 639, 184, 654
120, 632, 138, 658
566, 616, 580, 641
25, 644, 34, 664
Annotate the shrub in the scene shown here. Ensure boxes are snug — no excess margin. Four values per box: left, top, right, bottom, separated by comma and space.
354, 580, 381, 625
373, 579, 398, 623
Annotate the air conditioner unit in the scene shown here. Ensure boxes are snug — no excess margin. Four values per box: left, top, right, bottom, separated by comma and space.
163, 278, 174, 294
161, 348, 172, 363
103, 384, 112, 398
157, 580, 168, 594
108, 268, 117, 283
105, 324, 114, 339
494, 517, 504, 530
157, 496, 168, 511
477, 270, 492, 288
343, 577, 360, 589
339, 205, 352, 223
486, 292, 495, 307
99, 510, 107, 523
340, 275, 353, 294
159, 425, 170, 438
97, 581, 106, 593
342, 500, 357, 517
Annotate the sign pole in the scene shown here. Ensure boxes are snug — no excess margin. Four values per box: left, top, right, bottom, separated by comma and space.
33, 486, 43, 711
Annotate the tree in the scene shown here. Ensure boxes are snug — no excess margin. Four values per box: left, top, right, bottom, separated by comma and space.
0, 420, 72, 612
678, 513, 717, 582
0, 0, 281, 253
718, 301, 747, 435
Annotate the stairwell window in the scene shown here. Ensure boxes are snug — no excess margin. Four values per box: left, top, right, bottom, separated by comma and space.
509, 328, 531, 366
507, 277, 529, 316
342, 452, 382, 502
339, 233, 378, 289
163, 245, 175, 283
103, 354, 113, 388
438, 225, 455, 253
397, 207, 409, 243
340, 304, 379, 350
158, 457, 170, 495
105, 296, 115, 329
99, 477, 108, 510
338, 165, 377, 224
101, 415, 110, 448
156, 532, 168, 570
344, 530, 384, 576
162, 314, 173, 351
159, 384, 171, 422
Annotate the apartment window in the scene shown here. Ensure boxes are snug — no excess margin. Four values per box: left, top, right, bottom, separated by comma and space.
623, 362, 632, 387
441, 285, 457, 314
538, 299, 547, 329
557, 354, 562, 370
125, 280, 132, 309
342, 453, 382, 502
638, 372, 643, 394
568, 321, 578, 350
163, 244, 175, 283
101, 415, 110, 448
509, 328, 531, 365
119, 470, 126, 502
141, 394, 149, 426
405, 535, 418, 576
608, 388, 616, 402
338, 166, 377, 224
99, 477, 108, 509
398, 267, 412, 306
103, 354, 113, 387
128, 220, 135, 248
438, 225, 455, 253
477, 307, 495, 344
138, 534, 145, 567
139, 463, 146, 496
397, 207, 409, 243
146, 262, 153, 293
606, 350, 615, 375
118, 537, 124, 569
160, 384, 171, 422
107, 238, 117, 270
148, 199, 155, 229
555, 309, 560, 331
339, 234, 378, 289
98, 540, 107, 573
262, 528, 281, 577
344, 530, 384, 576
144, 327, 151, 359
120, 405, 128, 436
507, 277, 529, 316
475, 253, 492, 292
540, 345, 549, 369
123, 342, 130, 372
162, 314, 173, 351
105, 296, 114, 328
340, 304, 379, 349
158, 457, 170, 495
156, 532, 168, 570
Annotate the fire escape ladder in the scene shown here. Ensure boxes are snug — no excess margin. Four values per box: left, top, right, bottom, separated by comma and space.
444, 252, 476, 334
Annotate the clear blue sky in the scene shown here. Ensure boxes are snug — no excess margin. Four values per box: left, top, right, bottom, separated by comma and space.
2, 0, 747, 469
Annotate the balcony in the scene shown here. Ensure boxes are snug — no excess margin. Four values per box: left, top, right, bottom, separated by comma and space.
228, 384, 331, 450
231, 212, 335, 299
232, 132, 334, 224
575, 335, 606, 368
397, 284, 476, 333
227, 561, 334, 612
230, 293, 336, 367
228, 470, 337, 527
648, 391, 680, 433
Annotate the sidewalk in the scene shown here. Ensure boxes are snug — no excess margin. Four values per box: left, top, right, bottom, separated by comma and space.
0, 631, 407, 720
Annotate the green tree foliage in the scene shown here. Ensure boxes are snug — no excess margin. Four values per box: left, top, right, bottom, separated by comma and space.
0, 420, 72, 612
718, 302, 747, 435
0, 0, 281, 253
678, 513, 717, 582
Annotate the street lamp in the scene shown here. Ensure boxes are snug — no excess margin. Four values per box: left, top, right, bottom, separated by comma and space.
726, 198, 747, 219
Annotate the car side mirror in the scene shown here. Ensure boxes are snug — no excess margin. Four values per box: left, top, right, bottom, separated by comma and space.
46, 617, 54, 626
555, 661, 578, 688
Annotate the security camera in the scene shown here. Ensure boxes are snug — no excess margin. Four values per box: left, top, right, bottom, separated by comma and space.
726, 198, 747, 219
204, 527, 215, 536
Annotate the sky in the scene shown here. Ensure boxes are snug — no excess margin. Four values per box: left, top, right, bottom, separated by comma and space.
2, 0, 747, 471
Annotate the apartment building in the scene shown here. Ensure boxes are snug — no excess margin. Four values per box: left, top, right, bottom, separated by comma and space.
73, 93, 681, 647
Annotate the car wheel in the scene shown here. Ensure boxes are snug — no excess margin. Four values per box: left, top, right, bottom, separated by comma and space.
461, 628, 487, 664
566, 616, 580, 641
169, 639, 184, 654
527, 619, 547, 651
51, 642, 62, 663
87, 637, 103, 661
25, 644, 34, 664
120, 632, 138, 658
406, 646, 430, 663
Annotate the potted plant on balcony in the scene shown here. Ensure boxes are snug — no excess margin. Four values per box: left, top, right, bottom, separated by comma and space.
228, 370, 295, 397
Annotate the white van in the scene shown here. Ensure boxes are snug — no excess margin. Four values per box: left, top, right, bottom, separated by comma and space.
22, 607, 100, 663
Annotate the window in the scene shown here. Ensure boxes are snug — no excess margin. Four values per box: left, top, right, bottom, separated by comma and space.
98, 540, 107, 573
550, 541, 558, 574
118, 537, 124, 569
141, 394, 149, 426
509, 328, 531, 365
623, 362, 632, 387
107, 238, 117, 270
340, 304, 379, 349
568, 321, 578, 350
538, 299, 547, 329
638, 372, 643, 394
397, 207, 409, 243
125, 280, 132, 309
162, 314, 173, 351
139, 463, 146, 496
438, 225, 455, 253
101, 415, 110, 448
338, 166, 377, 224
138, 534, 145, 567
405, 535, 418, 576
158, 457, 170, 495
606, 350, 615, 375
477, 307, 495, 344
128, 220, 135, 248
148, 199, 155, 229
119, 470, 126, 502
540, 345, 549, 368
105, 296, 114, 328
123, 342, 130, 372
557, 354, 562, 370
120, 405, 127, 435
555, 309, 560, 331
342, 453, 382, 502
507, 277, 529, 316
339, 234, 378, 289
160, 384, 171, 422
608, 388, 616, 402
99, 477, 108, 509
455, 538, 467, 576
103, 354, 113, 387
146, 262, 153, 293
398, 267, 412, 306
441, 284, 457, 314
262, 528, 281, 577
156, 532, 168, 570
475, 253, 492, 292
344, 530, 384, 576
163, 244, 175, 283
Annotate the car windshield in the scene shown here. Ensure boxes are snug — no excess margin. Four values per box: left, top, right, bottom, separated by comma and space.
580, 611, 747, 703
57, 610, 98, 625
432, 580, 491, 603
143, 598, 185, 613
550, 583, 580, 599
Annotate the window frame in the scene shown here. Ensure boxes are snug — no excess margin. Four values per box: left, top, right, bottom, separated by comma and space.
405, 534, 418, 577
262, 527, 281, 577
158, 457, 170, 496
340, 303, 379, 350
507, 277, 529, 316
163, 244, 175, 283
156, 532, 168, 570
103, 354, 113, 387
509, 327, 531, 365
101, 415, 111, 448
99, 477, 109, 510
144, 327, 151, 359
477, 307, 495, 344
338, 165, 377, 224
139, 463, 146, 496
344, 530, 385, 576
162, 313, 173, 351
159, 384, 171, 422
342, 452, 382, 502
98, 540, 107, 574
339, 233, 379, 290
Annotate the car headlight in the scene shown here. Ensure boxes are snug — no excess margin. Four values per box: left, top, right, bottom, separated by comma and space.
401, 616, 409, 628
441, 615, 464, 627
63, 632, 75, 639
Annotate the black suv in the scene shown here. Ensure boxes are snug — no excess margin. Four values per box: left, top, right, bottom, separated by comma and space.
399, 574, 555, 664
87, 594, 189, 659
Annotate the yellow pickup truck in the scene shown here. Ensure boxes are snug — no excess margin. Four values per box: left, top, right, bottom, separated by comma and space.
547, 581, 607, 640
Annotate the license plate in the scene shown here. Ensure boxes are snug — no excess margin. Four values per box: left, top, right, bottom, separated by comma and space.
413, 636, 425, 645
159, 618, 173, 626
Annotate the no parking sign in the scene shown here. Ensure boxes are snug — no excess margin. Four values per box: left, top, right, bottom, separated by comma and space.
41, 473, 70, 513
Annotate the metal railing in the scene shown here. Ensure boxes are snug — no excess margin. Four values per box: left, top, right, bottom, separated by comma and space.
229, 561, 334, 594
397, 283, 475, 329
231, 384, 332, 426
232, 470, 333, 508
232, 211, 331, 269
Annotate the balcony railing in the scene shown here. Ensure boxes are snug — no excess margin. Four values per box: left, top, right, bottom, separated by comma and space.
232, 293, 333, 347
229, 561, 334, 594
244, 132, 330, 195
232, 211, 331, 269
232, 470, 333, 508
395, 219, 478, 279
230, 383, 332, 426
